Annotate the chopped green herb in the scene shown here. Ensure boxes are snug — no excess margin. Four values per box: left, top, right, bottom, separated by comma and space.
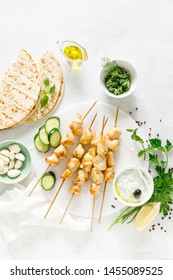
49, 84, 55, 94
43, 77, 50, 87
40, 95, 49, 109
102, 58, 131, 95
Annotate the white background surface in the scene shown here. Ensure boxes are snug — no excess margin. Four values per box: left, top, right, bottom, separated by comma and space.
0, 0, 173, 260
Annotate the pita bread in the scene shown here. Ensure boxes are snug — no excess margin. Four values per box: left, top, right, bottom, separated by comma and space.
24, 51, 63, 123
0, 93, 28, 129
0, 49, 40, 130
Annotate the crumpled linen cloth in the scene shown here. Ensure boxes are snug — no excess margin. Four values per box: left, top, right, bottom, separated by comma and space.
0, 148, 90, 243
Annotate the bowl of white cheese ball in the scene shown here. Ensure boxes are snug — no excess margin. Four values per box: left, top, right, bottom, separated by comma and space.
0, 140, 31, 184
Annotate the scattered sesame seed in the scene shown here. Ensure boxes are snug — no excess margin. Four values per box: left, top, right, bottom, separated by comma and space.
111, 205, 115, 208
161, 227, 163, 230
158, 223, 160, 226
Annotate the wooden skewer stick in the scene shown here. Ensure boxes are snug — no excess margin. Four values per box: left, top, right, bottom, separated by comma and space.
90, 195, 96, 232
98, 107, 120, 223
114, 107, 119, 127
28, 102, 97, 198
90, 116, 108, 231
44, 179, 65, 219
98, 182, 107, 224
59, 194, 74, 224
28, 165, 50, 197
44, 113, 98, 219
82, 100, 97, 120
89, 113, 97, 129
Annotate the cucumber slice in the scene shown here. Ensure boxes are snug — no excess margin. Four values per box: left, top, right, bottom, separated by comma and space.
41, 171, 56, 191
48, 128, 61, 148
45, 116, 60, 134
34, 133, 50, 153
39, 125, 49, 145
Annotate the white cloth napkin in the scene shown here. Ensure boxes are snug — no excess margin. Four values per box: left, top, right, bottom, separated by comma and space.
0, 147, 90, 243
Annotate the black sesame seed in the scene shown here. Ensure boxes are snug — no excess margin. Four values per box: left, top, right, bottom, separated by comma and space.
169, 217, 171, 219
149, 229, 151, 232
130, 112, 132, 115
164, 230, 167, 232
161, 217, 164, 220
161, 227, 163, 230
136, 108, 138, 110
111, 205, 115, 208
158, 223, 160, 226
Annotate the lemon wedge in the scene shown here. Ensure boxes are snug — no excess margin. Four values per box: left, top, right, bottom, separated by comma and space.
134, 202, 161, 231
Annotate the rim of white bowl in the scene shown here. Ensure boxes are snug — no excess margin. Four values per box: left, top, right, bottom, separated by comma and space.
112, 166, 154, 207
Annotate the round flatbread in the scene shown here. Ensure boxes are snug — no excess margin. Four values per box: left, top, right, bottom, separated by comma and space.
24, 51, 63, 124
0, 49, 40, 130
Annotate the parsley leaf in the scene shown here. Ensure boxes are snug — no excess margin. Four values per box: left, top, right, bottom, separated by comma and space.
149, 153, 159, 165
166, 140, 173, 152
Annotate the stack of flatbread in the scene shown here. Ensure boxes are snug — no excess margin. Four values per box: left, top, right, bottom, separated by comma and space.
0, 49, 63, 130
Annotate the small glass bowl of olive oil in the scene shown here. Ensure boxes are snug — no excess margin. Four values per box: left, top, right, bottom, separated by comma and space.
57, 40, 88, 67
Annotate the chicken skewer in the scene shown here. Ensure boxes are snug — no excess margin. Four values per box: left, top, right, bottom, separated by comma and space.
90, 116, 108, 232
98, 107, 120, 223
44, 113, 97, 219
28, 101, 97, 197
60, 115, 97, 224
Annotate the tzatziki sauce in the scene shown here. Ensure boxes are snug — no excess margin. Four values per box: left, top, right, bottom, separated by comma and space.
115, 169, 149, 203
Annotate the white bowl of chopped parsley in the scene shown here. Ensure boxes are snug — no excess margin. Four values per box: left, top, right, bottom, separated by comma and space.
100, 58, 137, 98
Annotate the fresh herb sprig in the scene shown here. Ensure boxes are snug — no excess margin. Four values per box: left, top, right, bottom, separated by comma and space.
102, 57, 131, 95
40, 77, 56, 109
109, 130, 173, 229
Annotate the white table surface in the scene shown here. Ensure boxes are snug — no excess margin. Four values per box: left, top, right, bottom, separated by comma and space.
0, 0, 173, 260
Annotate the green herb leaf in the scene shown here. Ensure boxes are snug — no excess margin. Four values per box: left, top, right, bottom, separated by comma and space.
42, 90, 48, 95
40, 95, 49, 109
138, 150, 145, 157
131, 132, 144, 145
149, 138, 162, 148
155, 166, 165, 176
43, 77, 50, 87
149, 153, 159, 165
165, 140, 173, 152
49, 84, 55, 94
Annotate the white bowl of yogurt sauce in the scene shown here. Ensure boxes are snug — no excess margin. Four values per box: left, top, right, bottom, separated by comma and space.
113, 166, 154, 207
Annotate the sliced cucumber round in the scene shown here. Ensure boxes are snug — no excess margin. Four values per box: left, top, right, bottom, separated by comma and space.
39, 125, 49, 145
41, 171, 56, 191
45, 116, 60, 134
34, 133, 50, 153
48, 128, 61, 148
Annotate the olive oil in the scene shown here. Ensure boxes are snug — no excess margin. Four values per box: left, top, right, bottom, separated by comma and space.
64, 45, 83, 60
